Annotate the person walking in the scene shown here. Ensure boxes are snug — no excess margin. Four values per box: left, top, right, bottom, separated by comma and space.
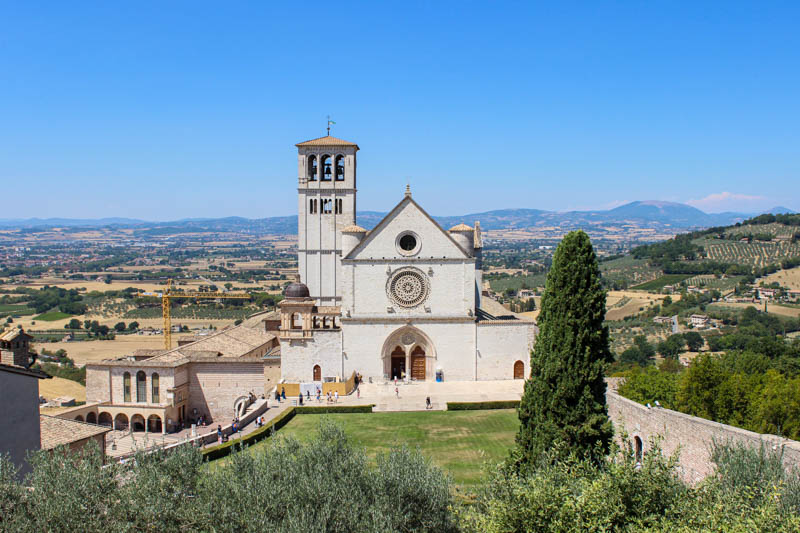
334, 391, 339, 403
395, 386, 399, 398
357, 386, 361, 399
281, 387, 286, 400
426, 396, 432, 410
299, 393, 304, 406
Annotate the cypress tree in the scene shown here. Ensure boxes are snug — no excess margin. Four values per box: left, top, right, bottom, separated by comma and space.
516, 230, 613, 467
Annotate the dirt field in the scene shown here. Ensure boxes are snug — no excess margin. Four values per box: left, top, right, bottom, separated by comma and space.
605, 290, 671, 321
36, 334, 171, 366
39, 376, 86, 402
759, 266, 800, 290
709, 301, 800, 318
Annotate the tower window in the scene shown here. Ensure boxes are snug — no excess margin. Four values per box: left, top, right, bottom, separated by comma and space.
321, 155, 332, 181
307, 155, 317, 181
322, 199, 332, 214
309, 198, 318, 214
334, 198, 343, 214
335, 155, 345, 181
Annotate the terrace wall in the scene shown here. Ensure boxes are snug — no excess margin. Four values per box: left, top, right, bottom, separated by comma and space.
607, 390, 800, 483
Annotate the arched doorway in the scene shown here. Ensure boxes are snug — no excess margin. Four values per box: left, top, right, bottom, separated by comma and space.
74, 414, 84, 422
381, 326, 435, 381
313, 364, 321, 381
410, 346, 426, 381
98, 412, 112, 427
390, 346, 405, 380
131, 414, 146, 432
513, 360, 524, 379
114, 413, 129, 431
86, 411, 97, 424
147, 415, 162, 433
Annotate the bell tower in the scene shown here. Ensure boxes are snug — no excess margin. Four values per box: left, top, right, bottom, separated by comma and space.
295, 135, 358, 305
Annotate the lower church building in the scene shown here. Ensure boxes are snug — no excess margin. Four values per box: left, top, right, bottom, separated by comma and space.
279, 135, 536, 384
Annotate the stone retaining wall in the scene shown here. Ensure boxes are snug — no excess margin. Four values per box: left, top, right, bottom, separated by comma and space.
607, 391, 800, 483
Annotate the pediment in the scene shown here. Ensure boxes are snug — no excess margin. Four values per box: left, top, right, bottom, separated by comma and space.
345, 196, 470, 261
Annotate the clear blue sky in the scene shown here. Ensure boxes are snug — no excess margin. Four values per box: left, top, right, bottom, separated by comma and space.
1, 2, 798, 220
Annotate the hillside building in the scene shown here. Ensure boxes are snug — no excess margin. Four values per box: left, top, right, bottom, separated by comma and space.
85, 311, 280, 429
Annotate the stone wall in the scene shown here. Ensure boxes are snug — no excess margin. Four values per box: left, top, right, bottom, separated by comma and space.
476, 321, 534, 380
607, 391, 800, 483
281, 330, 342, 382
188, 361, 265, 423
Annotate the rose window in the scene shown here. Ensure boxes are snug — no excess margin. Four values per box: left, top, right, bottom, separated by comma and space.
388, 269, 429, 308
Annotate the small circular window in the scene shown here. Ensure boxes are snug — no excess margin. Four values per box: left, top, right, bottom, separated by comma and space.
399, 234, 416, 251
396, 232, 420, 256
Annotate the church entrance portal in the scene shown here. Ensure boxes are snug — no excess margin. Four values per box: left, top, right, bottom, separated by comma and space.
410, 346, 426, 380
382, 327, 434, 381
390, 346, 406, 380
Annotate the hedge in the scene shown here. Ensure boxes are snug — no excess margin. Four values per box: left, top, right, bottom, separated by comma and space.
446, 400, 520, 411
201, 404, 375, 461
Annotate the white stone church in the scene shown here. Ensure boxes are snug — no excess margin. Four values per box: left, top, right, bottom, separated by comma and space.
278, 135, 536, 383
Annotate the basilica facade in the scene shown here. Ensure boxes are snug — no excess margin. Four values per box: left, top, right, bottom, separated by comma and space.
279, 135, 536, 383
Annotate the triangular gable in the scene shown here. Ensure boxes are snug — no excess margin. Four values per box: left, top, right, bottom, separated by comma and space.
345, 195, 470, 260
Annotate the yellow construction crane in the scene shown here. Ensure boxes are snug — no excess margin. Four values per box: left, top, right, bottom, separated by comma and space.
138, 279, 250, 350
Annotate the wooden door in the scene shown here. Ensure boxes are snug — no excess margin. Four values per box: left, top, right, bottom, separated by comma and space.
313, 365, 321, 381
513, 360, 524, 379
411, 356, 426, 380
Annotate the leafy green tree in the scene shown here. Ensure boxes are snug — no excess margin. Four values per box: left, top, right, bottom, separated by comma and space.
619, 346, 646, 366
517, 230, 613, 467
113, 322, 126, 332
657, 334, 686, 359
66, 318, 81, 329
127, 321, 139, 331
634, 334, 656, 360
683, 331, 704, 352
618, 366, 680, 408
675, 353, 726, 420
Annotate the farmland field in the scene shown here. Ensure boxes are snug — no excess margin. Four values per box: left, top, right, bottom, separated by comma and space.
708, 301, 800, 318
759, 265, 800, 290
0, 304, 36, 317
33, 311, 73, 321
696, 238, 800, 268
630, 274, 691, 291
39, 376, 86, 403
487, 273, 548, 292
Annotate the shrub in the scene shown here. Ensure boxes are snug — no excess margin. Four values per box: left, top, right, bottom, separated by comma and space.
447, 400, 520, 411
2, 422, 458, 532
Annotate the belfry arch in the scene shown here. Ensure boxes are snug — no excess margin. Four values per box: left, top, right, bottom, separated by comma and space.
381, 326, 436, 381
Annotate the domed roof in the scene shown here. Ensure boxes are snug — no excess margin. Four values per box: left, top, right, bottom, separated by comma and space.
284, 282, 310, 299
449, 223, 473, 232
342, 224, 367, 233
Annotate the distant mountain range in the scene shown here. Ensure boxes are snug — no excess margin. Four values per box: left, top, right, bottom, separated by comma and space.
0, 202, 795, 234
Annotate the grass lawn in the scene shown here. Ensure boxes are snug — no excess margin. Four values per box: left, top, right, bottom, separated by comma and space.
225, 410, 520, 488
34, 311, 73, 321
